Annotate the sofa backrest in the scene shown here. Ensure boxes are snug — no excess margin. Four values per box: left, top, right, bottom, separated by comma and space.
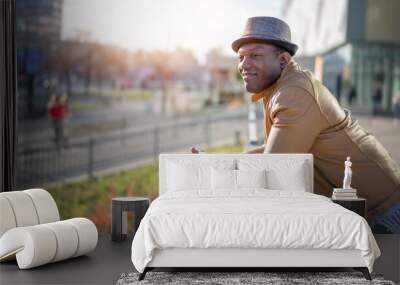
0, 189, 60, 237
159, 153, 313, 195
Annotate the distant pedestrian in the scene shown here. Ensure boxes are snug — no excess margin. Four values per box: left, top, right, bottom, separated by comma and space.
372, 73, 384, 115
48, 94, 68, 149
372, 86, 382, 115
393, 93, 400, 124
347, 84, 357, 106
335, 74, 342, 102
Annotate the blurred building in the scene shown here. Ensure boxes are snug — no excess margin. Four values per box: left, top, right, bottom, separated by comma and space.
284, 0, 400, 112
205, 50, 244, 105
16, 0, 63, 118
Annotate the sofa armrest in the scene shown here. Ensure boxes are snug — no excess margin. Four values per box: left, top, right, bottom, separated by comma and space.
0, 218, 98, 269
0, 225, 57, 268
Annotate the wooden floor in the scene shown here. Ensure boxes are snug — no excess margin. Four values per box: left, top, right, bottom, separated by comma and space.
0, 234, 398, 284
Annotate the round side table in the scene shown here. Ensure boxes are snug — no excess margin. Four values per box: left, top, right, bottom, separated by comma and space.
111, 197, 150, 242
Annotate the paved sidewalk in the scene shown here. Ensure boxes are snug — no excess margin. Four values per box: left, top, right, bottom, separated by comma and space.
355, 115, 400, 164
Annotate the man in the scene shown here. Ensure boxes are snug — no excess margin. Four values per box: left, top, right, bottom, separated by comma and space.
194, 17, 400, 233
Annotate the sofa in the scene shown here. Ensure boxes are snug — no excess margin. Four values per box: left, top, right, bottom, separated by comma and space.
0, 188, 98, 269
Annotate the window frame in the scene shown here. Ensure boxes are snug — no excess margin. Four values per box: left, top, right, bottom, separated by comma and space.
0, 0, 17, 192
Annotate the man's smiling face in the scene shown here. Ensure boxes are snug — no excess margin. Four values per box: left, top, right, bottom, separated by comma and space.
238, 42, 282, 93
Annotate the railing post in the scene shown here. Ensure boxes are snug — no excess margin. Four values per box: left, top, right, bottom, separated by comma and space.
204, 115, 211, 146
153, 125, 159, 161
173, 116, 179, 138
235, 130, 241, 146
88, 136, 94, 178
120, 116, 127, 146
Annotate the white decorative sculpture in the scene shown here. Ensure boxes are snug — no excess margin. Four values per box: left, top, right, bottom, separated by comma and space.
343, 156, 353, 189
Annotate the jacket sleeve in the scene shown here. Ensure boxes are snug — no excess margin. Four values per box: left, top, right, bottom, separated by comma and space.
264, 86, 325, 153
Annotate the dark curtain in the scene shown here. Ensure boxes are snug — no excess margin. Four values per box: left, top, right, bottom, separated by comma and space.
0, 0, 17, 192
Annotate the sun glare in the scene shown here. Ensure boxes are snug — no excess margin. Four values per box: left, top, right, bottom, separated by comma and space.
63, 0, 283, 61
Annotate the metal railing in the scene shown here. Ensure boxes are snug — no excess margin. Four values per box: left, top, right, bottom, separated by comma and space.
17, 110, 263, 188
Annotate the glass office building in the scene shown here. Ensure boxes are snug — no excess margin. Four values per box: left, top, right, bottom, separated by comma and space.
16, 0, 63, 119
284, 0, 400, 112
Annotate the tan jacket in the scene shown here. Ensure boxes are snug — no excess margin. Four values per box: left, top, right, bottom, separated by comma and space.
252, 60, 400, 219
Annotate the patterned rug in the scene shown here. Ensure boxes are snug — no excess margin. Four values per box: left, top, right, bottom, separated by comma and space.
116, 271, 396, 285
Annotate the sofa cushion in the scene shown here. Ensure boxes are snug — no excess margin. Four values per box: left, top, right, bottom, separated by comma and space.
0, 189, 60, 238
24, 189, 60, 224
0, 225, 57, 269
0, 196, 17, 237
0, 192, 39, 227
42, 221, 79, 262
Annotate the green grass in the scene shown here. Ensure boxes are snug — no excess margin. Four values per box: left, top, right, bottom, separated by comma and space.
47, 143, 244, 232
47, 163, 159, 232
69, 101, 99, 111
206, 143, 244, 153
95, 89, 153, 101
69, 120, 124, 136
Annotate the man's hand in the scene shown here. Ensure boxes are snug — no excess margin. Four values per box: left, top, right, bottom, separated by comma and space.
191, 145, 263, 154
242, 145, 265, 154
191, 147, 205, 154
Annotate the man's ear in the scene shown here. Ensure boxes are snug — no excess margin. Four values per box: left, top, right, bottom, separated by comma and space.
279, 52, 291, 69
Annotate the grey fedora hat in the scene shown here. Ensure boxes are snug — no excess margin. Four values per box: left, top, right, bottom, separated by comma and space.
232, 16, 298, 56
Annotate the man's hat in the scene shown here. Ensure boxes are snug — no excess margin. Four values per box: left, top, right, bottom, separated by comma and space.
232, 16, 298, 56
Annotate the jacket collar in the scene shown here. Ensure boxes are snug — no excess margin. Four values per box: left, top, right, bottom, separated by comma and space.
251, 60, 299, 103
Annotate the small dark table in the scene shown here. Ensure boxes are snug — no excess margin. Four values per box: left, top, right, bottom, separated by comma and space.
331, 198, 366, 218
111, 197, 150, 242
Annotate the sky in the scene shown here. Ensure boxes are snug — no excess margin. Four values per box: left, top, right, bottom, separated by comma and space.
62, 0, 284, 62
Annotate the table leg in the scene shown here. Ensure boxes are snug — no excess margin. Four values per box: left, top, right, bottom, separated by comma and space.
111, 201, 123, 241
122, 210, 127, 239
133, 202, 149, 236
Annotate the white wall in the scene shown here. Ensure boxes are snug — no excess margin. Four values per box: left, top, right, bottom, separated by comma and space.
282, 0, 348, 56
